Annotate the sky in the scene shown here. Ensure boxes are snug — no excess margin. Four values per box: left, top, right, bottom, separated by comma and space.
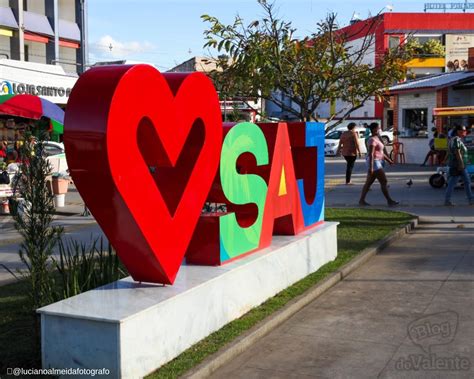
87, 0, 428, 70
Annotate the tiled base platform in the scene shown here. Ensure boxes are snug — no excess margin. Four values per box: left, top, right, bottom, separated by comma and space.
38, 222, 338, 379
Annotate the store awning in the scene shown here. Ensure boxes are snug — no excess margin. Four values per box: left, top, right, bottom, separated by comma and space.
23, 11, 54, 37
433, 106, 474, 116
406, 58, 445, 68
0, 94, 64, 134
389, 71, 474, 93
58, 19, 80, 42
0, 7, 18, 29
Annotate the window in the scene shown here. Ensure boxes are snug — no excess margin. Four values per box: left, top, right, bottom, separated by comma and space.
23, 0, 27, 11
24, 44, 29, 61
413, 35, 442, 45
388, 36, 400, 49
386, 110, 394, 129
42, 145, 64, 157
326, 131, 342, 140
403, 108, 428, 137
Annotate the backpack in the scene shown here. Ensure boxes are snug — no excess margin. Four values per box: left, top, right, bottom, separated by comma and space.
0, 170, 10, 185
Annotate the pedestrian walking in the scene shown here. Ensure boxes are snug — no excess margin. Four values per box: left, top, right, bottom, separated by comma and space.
359, 123, 399, 206
336, 122, 361, 185
444, 125, 473, 206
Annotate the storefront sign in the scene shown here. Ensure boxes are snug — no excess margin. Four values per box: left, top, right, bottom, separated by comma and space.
445, 34, 474, 72
64, 65, 324, 285
0, 80, 72, 97
433, 106, 474, 116
425, 2, 474, 11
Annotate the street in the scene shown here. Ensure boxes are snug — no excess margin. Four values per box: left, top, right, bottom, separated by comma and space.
0, 187, 104, 285
325, 156, 474, 210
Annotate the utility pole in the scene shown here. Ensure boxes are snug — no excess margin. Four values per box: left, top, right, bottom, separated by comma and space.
53, 0, 59, 63
18, 0, 24, 61
78, 0, 88, 74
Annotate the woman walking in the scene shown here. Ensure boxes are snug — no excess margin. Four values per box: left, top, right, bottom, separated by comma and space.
336, 122, 361, 185
359, 123, 399, 206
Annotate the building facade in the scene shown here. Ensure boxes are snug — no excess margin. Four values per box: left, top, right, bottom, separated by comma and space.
0, 0, 87, 104
325, 12, 474, 129
169, 56, 264, 122
268, 12, 474, 126
389, 68, 474, 163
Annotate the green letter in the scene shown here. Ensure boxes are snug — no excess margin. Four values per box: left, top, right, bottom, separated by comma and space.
219, 122, 268, 261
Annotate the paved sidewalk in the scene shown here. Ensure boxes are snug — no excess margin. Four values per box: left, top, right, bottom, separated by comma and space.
209, 161, 474, 378
210, 212, 474, 379
0, 185, 105, 285
0, 185, 94, 246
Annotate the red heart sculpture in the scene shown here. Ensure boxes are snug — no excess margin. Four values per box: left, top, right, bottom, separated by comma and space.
64, 65, 222, 284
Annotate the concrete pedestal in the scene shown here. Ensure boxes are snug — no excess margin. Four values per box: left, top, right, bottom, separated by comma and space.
38, 222, 338, 379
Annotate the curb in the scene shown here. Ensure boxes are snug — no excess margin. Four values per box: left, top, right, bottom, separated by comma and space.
182, 217, 419, 379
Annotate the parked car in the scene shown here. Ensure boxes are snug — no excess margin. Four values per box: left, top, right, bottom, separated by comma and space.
330, 124, 394, 145
379, 128, 394, 145
43, 141, 68, 173
0, 141, 67, 205
361, 127, 394, 145
325, 127, 368, 156
325, 119, 381, 133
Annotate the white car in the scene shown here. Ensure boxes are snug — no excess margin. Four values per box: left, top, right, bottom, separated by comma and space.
325, 119, 380, 133
0, 141, 67, 201
43, 141, 68, 173
329, 124, 394, 145
325, 127, 368, 156
325, 126, 395, 156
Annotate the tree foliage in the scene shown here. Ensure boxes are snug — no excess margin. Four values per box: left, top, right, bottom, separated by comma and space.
202, 0, 414, 121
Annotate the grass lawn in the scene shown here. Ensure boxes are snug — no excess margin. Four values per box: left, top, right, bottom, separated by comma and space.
0, 280, 40, 373
0, 208, 413, 377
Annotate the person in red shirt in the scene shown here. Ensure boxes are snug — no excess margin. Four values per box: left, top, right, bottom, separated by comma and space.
336, 122, 362, 185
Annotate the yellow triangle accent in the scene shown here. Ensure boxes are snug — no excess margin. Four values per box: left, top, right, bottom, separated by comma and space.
278, 167, 287, 196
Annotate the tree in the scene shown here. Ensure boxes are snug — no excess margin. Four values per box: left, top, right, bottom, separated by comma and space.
12, 126, 63, 309
202, 0, 413, 122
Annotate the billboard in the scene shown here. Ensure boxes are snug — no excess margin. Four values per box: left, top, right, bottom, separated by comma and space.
445, 34, 474, 72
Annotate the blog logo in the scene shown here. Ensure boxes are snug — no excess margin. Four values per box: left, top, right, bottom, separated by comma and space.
407, 311, 458, 353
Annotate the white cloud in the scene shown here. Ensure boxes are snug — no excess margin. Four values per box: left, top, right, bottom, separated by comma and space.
89, 35, 156, 61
